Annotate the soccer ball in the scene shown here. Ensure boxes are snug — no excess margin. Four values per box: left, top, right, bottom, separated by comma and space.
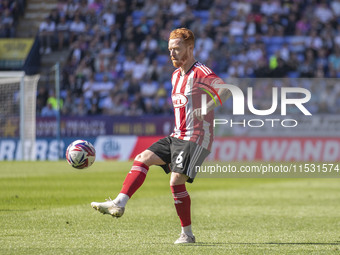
66, 140, 96, 169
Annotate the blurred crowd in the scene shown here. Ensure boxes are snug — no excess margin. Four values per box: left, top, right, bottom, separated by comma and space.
34, 0, 340, 117
0, 0, 25, 37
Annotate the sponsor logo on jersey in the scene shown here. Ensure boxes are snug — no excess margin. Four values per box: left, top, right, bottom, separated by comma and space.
172, 93, 188, 108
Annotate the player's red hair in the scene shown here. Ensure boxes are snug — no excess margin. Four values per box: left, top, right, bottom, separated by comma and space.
169, 28, 195, 47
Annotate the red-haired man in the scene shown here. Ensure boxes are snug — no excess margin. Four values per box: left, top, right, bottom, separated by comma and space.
91, 28, 230, 244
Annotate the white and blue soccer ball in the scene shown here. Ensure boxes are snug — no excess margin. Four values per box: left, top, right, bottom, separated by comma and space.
66, 140, 96, 169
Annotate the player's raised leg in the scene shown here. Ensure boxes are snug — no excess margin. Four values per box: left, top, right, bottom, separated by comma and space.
91, 149, 165, 217
170, 172, 196, 244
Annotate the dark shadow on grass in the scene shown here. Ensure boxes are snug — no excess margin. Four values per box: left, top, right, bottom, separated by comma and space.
0, 209, 31, 212
185, 241, 340, 247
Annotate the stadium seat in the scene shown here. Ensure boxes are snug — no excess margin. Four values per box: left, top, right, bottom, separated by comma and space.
285, 36, 295, 44
220, 73, 229, 78
157, 55, 168, 66
261, 36, 271, 44
234, 36, 243, 44
270, 36, 285, 45
297, 54, 305, 62
287, 72, 300, 78
193, 10, 210, 20
163, 81, 172, 91
94, 73, 104, 82
132, 10, 145, 20
267, 45, 282, 55
132, 10, 145, 26
247, 36, 256, 44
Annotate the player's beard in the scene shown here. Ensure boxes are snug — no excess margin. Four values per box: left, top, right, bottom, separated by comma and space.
171, 51, 188, 68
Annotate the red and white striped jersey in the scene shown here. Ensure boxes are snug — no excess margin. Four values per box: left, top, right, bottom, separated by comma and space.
170, 61, 220, 151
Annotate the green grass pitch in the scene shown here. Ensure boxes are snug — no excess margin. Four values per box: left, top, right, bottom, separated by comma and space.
1, 161, 340, 254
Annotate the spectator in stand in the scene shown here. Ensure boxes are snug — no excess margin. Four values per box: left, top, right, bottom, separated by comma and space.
99, 39, 114, 58
69, 13, 86, 43
295, 15, 310, 35
62, 55, 78, 86
228, 13, 246, 37
289, 29, 306, 53
46, 89, 63, 111
133, 25, 147, 46
319, 85, 337, 113
88, 0, 103, 14
279, 43, 290, 62
271, 13, 284, 36
328, 46, 340, 74
314, 2, 334, 24
247, 43, 264, 64
36, 86, 49, 115
95, 74, 114, 99
101, 8, 115, 27
1, 9, 14, 37
126, 101, 143, 116
61, 91, 73, 115
140, 78, 158, 99
69, 39, 85, 64
132, 54, 148, 81
285, 13, 297, 35
122, 55, 136, 75
146, 59, 163, 82
88, 102, 101, 115
298, 49, 315, 78
140, 34, 158, 59
60, 0, 79, 19
260, 0, 282, 16
232, 0, 251, 15
195, 31, 214, 60
257, 15, 269, 35
39, 17, 56, 54
141, 0, 159, 18
101, 92, 126, 115
170, 0, 187, 17
48, 8, 60, 24
99, 19, 111, 38
73, 96, 88, 116
228, 61, 245, 78
110, 33, 120, 52
56, 15, 69, 50
108, 58, 122, 80
286, 52, 299, 72
322, 23, 335, 50
245, 14, 257, 36
331, 0, 340, 16
77, 0, 88, 17
8, 0, 24, 24
94, 53, 110, 73
75, 56, 93, 80
84, 6, 100, 27
124, 40, 138, 58
67, 74, 83, 97
41, 103, 57, 117
305, 29, 323, 52
83, 75, 97, 102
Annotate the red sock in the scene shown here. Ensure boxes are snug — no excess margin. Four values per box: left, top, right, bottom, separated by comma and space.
170, 184, 191, 227
120, 161, 149, 198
